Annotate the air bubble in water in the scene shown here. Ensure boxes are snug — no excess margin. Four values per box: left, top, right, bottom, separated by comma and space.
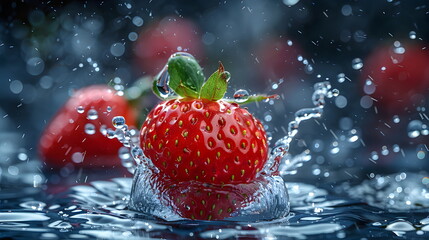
112, 116, 126, 129
84, 123, 96, 135
87, 109, 98, 120
408, 120, 422, 138
77, 106, 84, 113
233, 89, 250, 103
352, 58, 363, 70
409, 31, 417, 39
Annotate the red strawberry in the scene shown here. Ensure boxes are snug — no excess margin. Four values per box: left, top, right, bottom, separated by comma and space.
140, 98, 267, 184
361, 42, 429, 114
134, 17, 204, 76
39, 85, 137, 168
138, 53, 276, 220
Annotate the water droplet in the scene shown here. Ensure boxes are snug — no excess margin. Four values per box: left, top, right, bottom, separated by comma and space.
352, 58, 363, 70
110, 43, 125, 57
337, 73, 346, 83
421, 124, 429, 136
84, 123, 96, 135
131, 146, 144, 162
100, 125, 107, 135
233, 89, 249, 103
393, 144, 400, 153
170, 52, 195, 59
386, 220, 415, 231
331, 89, 340, 97
155, 65, 174, 98
106, 129, 115, 139
72, 152, 84, 163
112, 116, 126, 129
119, 147, 131, 160
87, 109, 98, 120
282, 0, 300, 7
417, 150, 425, 160
304, 64, 314, 74
77, 106, 84, 113
381, 146, 389, 156
408, 120, 423, 138
132, 16, 144, 27
106, 106, 112, 112
393, 115, 400, 123
393, 41, 405, 54
409, 31, 417, 39
371, 151, 379, 160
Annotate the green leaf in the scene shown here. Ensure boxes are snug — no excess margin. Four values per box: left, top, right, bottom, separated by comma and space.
167, 54, 205, 98
200, 62, 230, 101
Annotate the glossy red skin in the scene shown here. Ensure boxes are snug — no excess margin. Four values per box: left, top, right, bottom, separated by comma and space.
39, 85, 136, 168
140, 99, 268, 185
134, 17, 204, 76
361, 43, 429, 114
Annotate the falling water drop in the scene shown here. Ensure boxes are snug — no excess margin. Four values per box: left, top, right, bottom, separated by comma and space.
155, 65, 173, 98
408, 120, 422, 138
352, 58, 363, 70
337, 73, 346, 83
409, 31, 417, 39
392, 115, 400, 123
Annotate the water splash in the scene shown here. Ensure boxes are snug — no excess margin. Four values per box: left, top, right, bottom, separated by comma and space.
262, 81, 338, 176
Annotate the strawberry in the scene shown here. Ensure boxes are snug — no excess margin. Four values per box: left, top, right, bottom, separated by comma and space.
361, 42, 429, 114
39, 85, 137, 168
138, 53, 276, 220
134, 17, 204, 76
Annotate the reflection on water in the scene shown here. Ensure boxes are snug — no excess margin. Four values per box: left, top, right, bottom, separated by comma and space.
1, 175, 429, 239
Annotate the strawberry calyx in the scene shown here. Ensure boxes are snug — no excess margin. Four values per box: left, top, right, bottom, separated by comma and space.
152, 52, 276, 104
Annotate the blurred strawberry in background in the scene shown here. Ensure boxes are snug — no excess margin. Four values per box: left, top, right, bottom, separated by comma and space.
255, 36, 304, 84
39, 85, 137, 169
361, 42, 429, 115
134, 17, 204, 76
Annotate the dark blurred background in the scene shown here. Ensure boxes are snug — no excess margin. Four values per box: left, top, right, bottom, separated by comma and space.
0, 0, 428, 185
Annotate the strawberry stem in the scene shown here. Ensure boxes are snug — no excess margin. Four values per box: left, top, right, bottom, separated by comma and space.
152, 52, 278, 105
225, 94, 279, 105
